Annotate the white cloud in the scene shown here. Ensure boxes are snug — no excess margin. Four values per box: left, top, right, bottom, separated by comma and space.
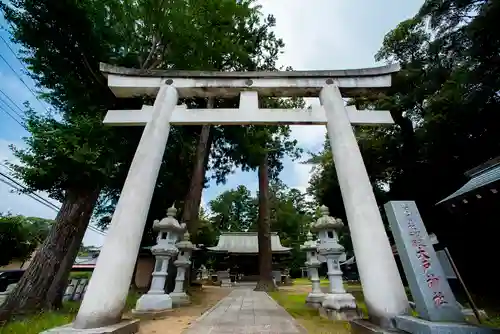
254, 0, 423, 201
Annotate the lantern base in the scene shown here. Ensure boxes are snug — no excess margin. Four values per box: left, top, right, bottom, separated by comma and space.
320, 293, 361, 321
305, 292, 325, 309
170, 292, 190, 306
133, 293, 172, 313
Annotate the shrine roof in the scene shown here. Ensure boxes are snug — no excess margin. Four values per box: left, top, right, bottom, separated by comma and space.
207, 232, 291, 254
100, 63, 399, 79
436, 158, 500, 204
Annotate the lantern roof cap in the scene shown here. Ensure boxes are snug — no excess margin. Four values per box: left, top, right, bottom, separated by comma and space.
153, 204, 185, 232
311, 205, 343, 232
176, 231, 194, 250
300, 231, 318, 250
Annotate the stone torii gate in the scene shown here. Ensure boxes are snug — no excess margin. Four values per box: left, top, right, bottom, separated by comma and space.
69, 64, 410, 332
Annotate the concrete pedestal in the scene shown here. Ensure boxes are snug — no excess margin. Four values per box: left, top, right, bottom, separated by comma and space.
134, 293, 172, 312
394, 315, 500, 334
320, 293, 361, 321
350, 319, 404, 334
41, 320, 139, 334
220, 279, 232, 288
305, 292, 325, 309
170, 291, 190, 306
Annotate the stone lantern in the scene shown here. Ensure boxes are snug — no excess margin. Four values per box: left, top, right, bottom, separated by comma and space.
133, 205, 184, 314
170, 230, 194, 306
311, 205, 359, 320
300, 231, 324, 308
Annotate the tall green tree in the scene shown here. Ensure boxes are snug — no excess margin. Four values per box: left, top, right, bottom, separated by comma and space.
308, 1, 500, 303
0, 214, 52, 266
209, 185, 256, 232
0, 0, 295, 317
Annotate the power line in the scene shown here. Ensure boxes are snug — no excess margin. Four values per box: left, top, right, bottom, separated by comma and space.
0, 88, 24, 115
0, 54, 50, 114
0, 170, 59, 211
0, 167, 107, 236
0, 175, 59, 212
0, 27, 51, 114
0, 34, 32, 81
0, 105, 25, 129
0, 95, 24, 124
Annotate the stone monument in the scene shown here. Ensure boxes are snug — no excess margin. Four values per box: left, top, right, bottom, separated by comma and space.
272, 270, 282, 286
0, 284, 17, 305
385, 201, 499, 334
133, 205, 184, 315
217, 269, 232, 288
200, 264, 209, 280
170, 231, 194, 306
313, 205, 360, 321
300, 231, 325, 308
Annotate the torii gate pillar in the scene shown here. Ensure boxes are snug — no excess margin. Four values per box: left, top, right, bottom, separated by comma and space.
73, 85, 178, 330
320, 85, 409, 327
64, 64, 410, 332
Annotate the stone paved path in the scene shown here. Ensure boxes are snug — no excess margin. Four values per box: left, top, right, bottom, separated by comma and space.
182, 288, 306, 334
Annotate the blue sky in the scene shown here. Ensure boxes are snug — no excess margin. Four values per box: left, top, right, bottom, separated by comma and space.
0, 0, 423, 246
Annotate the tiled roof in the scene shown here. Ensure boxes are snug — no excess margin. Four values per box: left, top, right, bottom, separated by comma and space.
207, 232, 291, 254
437, 164, 500, 204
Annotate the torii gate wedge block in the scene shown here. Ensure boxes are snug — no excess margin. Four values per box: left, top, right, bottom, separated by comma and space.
67, 64, 409, 332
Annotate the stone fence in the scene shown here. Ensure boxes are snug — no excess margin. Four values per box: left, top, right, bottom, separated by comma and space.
0, 278, 90, 305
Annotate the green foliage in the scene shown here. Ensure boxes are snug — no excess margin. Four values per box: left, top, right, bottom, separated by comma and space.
307, 0, 500, 251
0, 214, 52, 266
1, 0, 292, 244
209, 185, 256, 232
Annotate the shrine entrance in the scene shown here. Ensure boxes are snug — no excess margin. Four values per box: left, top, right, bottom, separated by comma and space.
71, 63, 409, 331
207, 232, 291, 281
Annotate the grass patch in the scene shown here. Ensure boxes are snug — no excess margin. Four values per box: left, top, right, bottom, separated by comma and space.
0, 301, 80, 334
293, 278, 329, 286
69, 271, 92, 280
269, 291, 352, 334
0, 291, 141, 334
484, 315, 500, 328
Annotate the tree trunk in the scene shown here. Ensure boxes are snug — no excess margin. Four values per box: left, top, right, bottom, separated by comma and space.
130, 257, 139, 291
45, 189, 99, 309
182, 98, 215, 236
0, 187, 100, 321
390, 110, 417, 198
254, 152, 277, 292
180, 98, 215, 290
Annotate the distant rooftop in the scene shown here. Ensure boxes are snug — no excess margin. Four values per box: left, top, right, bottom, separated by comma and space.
207, 232, 291, 254
437, 156, 500, 204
